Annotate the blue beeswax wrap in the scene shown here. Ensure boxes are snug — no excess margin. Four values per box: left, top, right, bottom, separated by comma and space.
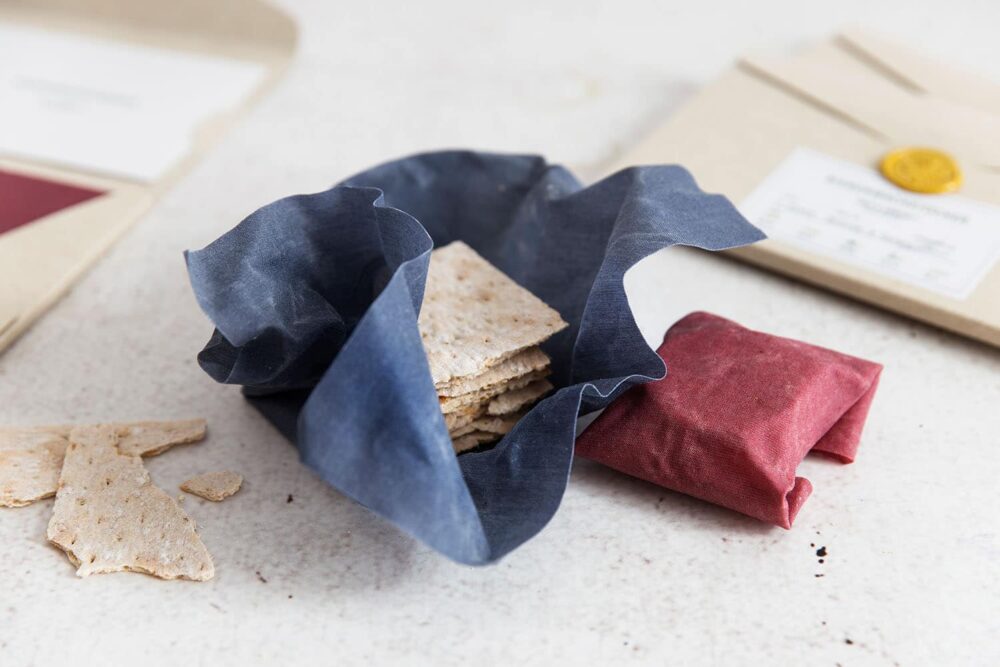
186, 151, 764, 564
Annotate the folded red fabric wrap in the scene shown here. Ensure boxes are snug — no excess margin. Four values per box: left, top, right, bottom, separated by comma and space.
576, 312, 882, 528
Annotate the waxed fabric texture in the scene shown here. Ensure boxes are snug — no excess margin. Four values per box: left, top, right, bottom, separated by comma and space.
575, 312, 883, 528
185, 151, 765, 563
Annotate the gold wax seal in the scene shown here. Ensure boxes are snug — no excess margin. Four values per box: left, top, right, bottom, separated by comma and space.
880, 147, 962, 194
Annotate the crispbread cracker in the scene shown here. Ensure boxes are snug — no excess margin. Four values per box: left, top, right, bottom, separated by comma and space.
116, 419, 207, 457
440, 369, 548, 414
452, 430, 498, 454
487, 379, 554, 416
436, 347, 550, 397
0, 430, 67, 507
449, 423, 478, 438
468, 412, 524, 435
0, 419, 207, 508
444, 405, 485, 432
419, 242, 567, 386
47, 425, 214, 581
181, 471, 243, 502
0, 425, 73, 438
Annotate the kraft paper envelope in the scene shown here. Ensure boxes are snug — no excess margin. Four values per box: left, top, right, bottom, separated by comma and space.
606, 29, 1000, 348
0, 0, 296, 354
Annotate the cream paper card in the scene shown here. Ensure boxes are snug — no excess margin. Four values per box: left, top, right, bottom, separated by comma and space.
740, 148, 1000, 300
0, 24, 266, 182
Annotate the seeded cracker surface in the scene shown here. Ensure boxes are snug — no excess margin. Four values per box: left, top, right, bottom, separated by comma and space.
419, 242, 567, 386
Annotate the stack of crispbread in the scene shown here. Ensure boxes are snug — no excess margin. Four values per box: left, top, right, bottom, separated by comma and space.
419, 242, 568, 453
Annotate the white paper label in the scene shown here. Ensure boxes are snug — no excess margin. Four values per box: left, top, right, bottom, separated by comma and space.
739, 148, 1000, 300
0, 24, 266, 182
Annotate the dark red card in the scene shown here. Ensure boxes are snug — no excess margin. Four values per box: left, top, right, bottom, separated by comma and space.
0, 169, 106, 236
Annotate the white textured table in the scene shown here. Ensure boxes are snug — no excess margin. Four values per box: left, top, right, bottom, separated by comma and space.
2, 1, 998, 665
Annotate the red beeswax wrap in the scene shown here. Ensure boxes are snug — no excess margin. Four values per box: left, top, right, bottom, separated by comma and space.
575, 312, 882, 528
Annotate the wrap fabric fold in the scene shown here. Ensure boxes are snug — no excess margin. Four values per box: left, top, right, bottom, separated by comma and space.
185, 151, 765, 564
575, 312, 883, 528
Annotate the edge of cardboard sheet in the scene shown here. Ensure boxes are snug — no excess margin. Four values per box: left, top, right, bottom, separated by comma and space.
0, 0, 297, 354
601, 28, 1000, 348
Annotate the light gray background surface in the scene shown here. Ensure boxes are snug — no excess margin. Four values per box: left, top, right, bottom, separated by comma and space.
2, 1, 998, 665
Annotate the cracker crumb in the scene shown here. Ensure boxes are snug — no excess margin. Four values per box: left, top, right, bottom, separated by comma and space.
181, 471, 243, 502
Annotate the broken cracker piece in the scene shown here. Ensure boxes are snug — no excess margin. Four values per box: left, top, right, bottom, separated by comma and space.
0, 429, 67, 507
419, 241, 567, 386
0, 419, 206, 508
46, 425, 215, 581
181, 471, 243, 502
116, 419, 207, 457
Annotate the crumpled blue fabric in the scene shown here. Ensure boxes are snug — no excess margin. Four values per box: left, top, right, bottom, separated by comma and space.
185, 151, 764, 564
